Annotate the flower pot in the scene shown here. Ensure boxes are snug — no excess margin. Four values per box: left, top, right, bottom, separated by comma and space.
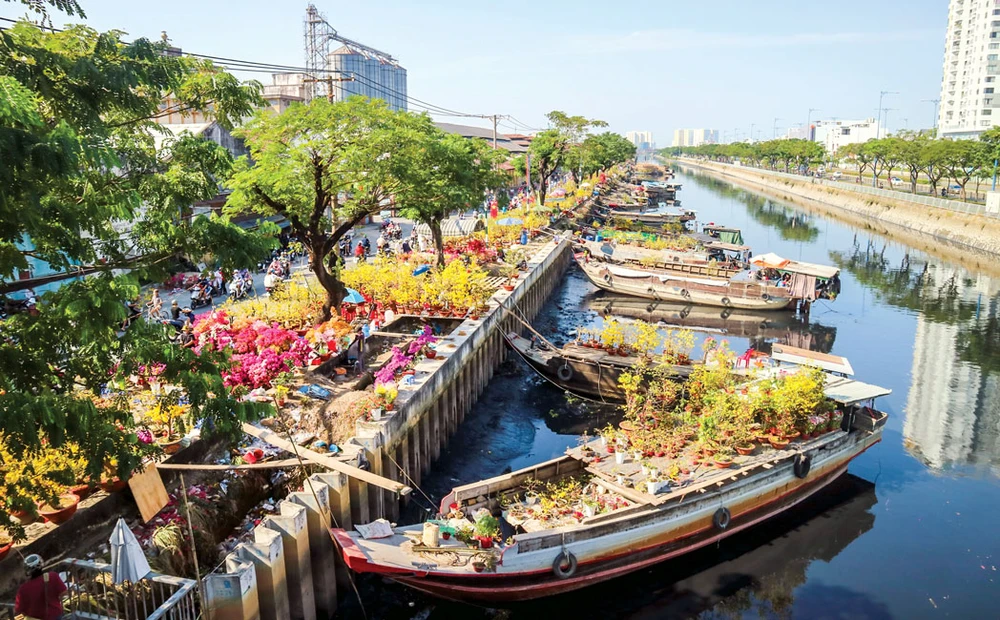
425, 349, 437, 359
583, 504, 597, 518
614, 451, 626, 465
783, 431, 801, 441
441, 531, 451, 540
157, 437, 183, 455
616, 475, 625, 485
0, 540, 12, 562
713, 458, 733, 469
478, 537, 493, 549
10, 509, 35, 524
99, 478, 127, 493
69, 483, 94, 501
768, 437, 790, 450
38, 493, 80, 525
735, 444, 755, 456
502, 284, 514, 292
472, 561, 486, 573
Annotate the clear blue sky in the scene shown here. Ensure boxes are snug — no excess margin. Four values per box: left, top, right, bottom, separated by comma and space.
3, 0, 947, 144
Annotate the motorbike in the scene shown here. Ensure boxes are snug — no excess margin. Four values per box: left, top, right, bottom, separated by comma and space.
189, 286, 213, 309
229, 279, 251, 300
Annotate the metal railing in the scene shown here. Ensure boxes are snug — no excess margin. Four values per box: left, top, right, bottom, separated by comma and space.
679, 158, 1000, 220
1, 559, 197, 620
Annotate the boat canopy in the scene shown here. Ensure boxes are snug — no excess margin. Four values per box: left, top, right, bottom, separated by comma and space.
704, 241, 751, 252
823, 375, 892, 406
771, 344, 854, 375
702, 225, 744, 246
412, 217, 484, 238
750, 253, 840, 280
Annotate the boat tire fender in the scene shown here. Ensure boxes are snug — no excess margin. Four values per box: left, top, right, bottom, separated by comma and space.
794, 453, 811, 479
761, 293, 771, 301
680, 288, 690, 299
713, 507, 731, 530
721, 297, 732, 307
552, 550, 578, 579
557, 363, 574, 382
603, 273, 612, 283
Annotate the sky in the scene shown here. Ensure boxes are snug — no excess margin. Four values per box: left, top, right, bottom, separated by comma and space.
2, 0, 949, 146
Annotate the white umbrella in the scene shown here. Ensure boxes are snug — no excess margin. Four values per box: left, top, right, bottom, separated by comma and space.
109, 518, 151, 584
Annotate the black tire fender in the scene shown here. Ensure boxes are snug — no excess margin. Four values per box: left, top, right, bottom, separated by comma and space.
794, 453, 811, 479
603, 272, 612, 283
680, 288, 690, 299
557, 363, 573, 382
713, 507, 731, 530
721, 297, 732, 307
761, 293, 771, 301
552, 550, 578, 579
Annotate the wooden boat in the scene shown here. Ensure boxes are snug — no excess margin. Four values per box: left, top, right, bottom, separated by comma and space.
503, 332, 693, 403
575, 255, 794, 311
596, 205, 696, 225
332, 367, 890, 603
578, 239, 748, 279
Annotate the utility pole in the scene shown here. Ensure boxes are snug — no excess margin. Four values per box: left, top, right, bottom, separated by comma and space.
750, 123, 755, 143
922, 98, 940, 130
773, 117, 782, 139
491, 114, 498, 149
877, 90, 898, 138
301, 75, 355, 102
807, 108, 820, 140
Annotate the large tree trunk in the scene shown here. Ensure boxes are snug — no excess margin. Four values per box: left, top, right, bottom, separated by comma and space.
430, 219, 446, 268
308, 243, 341, 321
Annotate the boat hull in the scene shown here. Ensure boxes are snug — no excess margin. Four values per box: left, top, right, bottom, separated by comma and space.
332, 430, 882, 604
576, 259, 792, 311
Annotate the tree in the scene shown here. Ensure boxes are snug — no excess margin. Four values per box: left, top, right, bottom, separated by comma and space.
941, 139, 985, 201
578, 132, 636, 176
837, 143, 874, 183
395, 130, 505, 266
896, 131, 930, 193
527, 111, 606, 205
227, 97, 428, 317
920, 139, 952, 196
0, 21, 272, 537
978, 126, 1000, 190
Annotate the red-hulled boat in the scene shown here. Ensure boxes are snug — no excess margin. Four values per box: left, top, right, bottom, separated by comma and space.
332, 373, 888, 603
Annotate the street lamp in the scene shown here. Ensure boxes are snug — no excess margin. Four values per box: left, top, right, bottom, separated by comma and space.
807, 108, 820, 139
883, 108, 897, 136
877, 90, 899, 138
750, 123, 755, 143
773, 117, 782, 139
922, 98, 940, 130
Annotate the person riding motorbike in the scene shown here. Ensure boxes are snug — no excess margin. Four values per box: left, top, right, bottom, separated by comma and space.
190, 280, 212, 307
167, 300, 195, 330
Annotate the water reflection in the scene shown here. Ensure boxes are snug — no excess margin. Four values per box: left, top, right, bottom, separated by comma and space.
587, 292, 837, 353
830, 241, 1000, 473
490, 475, 878, 620
686, 171, 821, 242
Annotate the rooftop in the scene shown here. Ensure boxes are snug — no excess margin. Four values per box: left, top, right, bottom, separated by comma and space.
434, 122, 528, 154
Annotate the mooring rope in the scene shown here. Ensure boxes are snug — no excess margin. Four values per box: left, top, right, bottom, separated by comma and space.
384, 450, 439, 515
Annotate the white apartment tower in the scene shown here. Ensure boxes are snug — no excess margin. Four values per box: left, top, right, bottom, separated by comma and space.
626, 131, 654, 149
938, 0, 1000, 139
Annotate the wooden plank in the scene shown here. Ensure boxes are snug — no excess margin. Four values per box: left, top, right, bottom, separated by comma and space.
242, 423, 412, 495
156, 459, 302, 471
131, 462, 170, 523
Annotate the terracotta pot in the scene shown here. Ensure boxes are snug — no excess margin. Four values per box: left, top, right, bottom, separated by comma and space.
478, 537, 493, 549
441, 532, 451, 540
38, 493, 80, 525
157, 436, 183, 455
768, 437, 790, 450
470, 314, 480, 321
425, 349, 437, 359
69, 483, 94, 501
735, 444, 755, 456
783, 431, 801, 441
385, 403, 395, 412
502, 284, 514, 292
0, 541, 12, 562
713, 458, 732, 469
472, 561, 486, 573
100, 478, 127, 493
10, 509, 35, 524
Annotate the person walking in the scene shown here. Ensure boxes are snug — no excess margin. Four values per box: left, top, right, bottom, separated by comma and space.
15, 554, 66, 620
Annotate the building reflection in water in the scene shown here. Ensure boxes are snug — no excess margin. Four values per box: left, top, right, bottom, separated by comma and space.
832, 241, 1000, 474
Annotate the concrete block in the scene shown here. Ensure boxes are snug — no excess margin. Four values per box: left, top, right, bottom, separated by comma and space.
290, 478, 337, 618
235, 526, 289, 620
266, 502, 315, 620
203, 554, 259, 620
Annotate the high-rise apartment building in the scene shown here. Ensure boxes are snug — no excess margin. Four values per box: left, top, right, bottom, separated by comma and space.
626, 131, 654, 149
672, 129, 719, 147
938, 0, 1000, 139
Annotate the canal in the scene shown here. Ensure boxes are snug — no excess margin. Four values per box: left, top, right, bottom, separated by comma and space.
350, 169, 1000, 619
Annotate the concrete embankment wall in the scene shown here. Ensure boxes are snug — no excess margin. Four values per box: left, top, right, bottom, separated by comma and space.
205, 237, 575, 619
676, 159, 1000, 259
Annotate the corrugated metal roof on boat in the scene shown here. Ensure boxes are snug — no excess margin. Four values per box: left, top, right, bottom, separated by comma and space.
823, 375, 892, 405
771, 344, 854, 375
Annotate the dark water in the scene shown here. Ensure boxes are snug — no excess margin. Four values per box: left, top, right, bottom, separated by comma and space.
347, 170, 1000, 619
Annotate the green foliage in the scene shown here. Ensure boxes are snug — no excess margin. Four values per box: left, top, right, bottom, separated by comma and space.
0, 20, 272, 537
527, 110, 607, 205
226, 97, 433, 315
